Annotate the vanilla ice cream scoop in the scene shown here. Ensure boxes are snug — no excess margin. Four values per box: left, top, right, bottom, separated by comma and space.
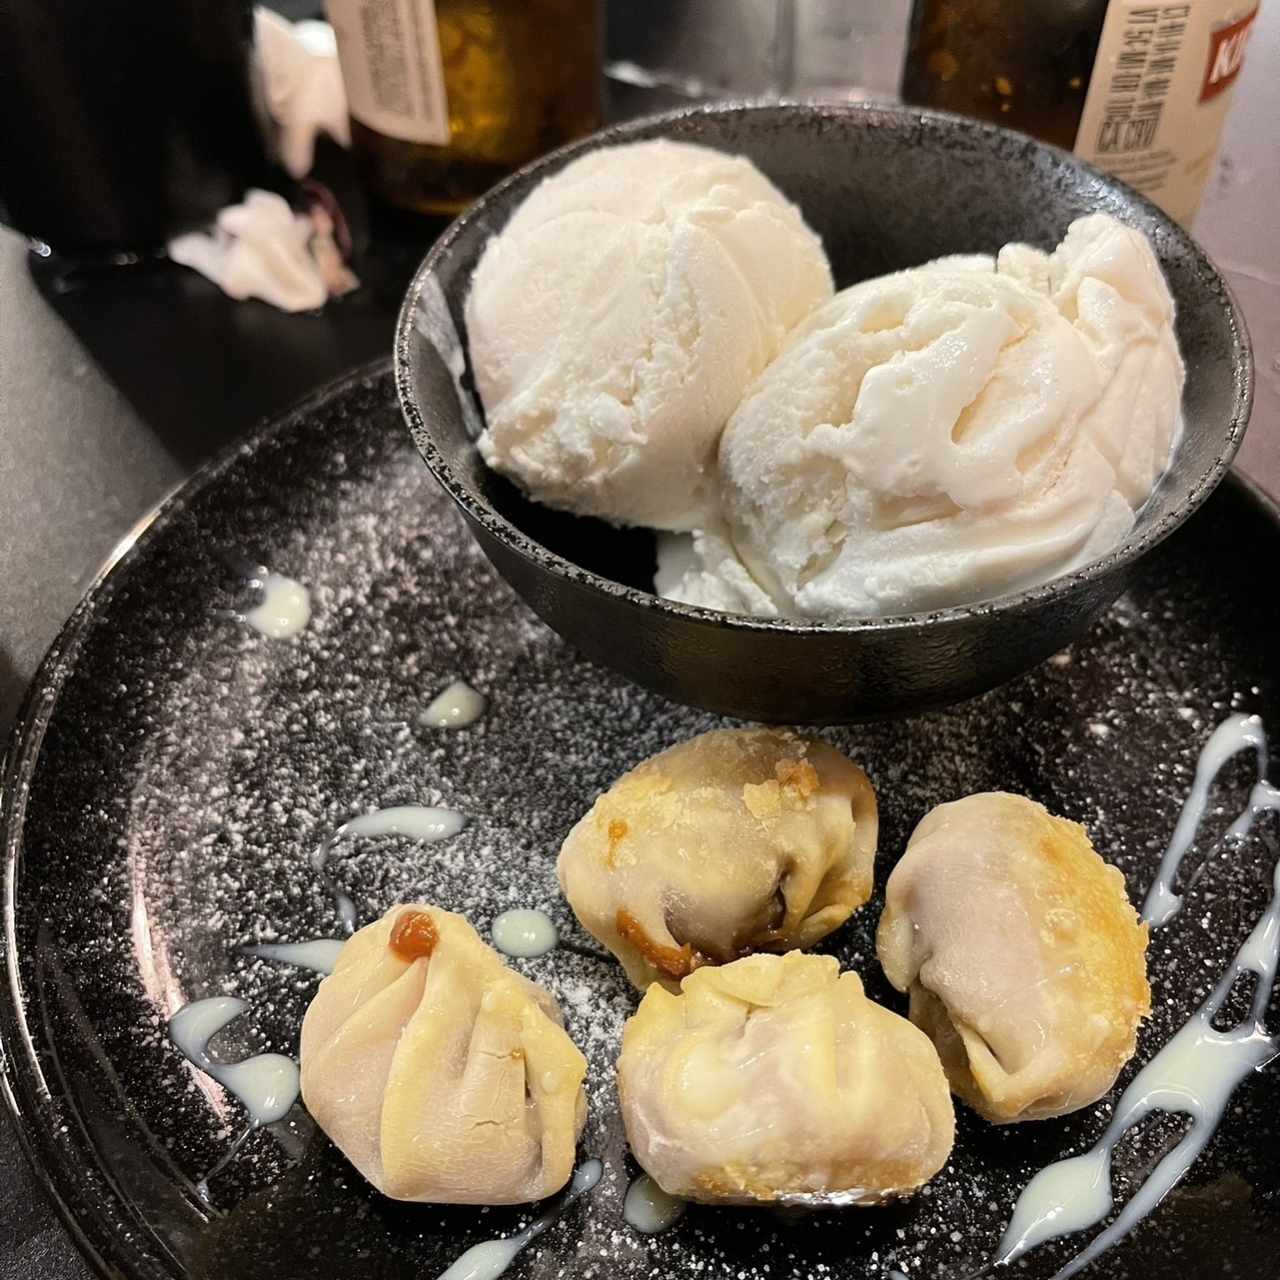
668, 214, 1183, 618
465, 140, 833, 531
1000, 213, 1184, 508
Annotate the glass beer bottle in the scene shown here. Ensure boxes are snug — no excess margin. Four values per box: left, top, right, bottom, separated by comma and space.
901, 0, 1261, 224
327, 0, 603, 216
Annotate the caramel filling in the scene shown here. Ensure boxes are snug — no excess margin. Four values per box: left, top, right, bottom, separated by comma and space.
390, 909, 439, 960
617, 909, 705, 980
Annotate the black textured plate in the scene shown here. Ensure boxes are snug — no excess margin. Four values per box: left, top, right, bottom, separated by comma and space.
3, 363, 1278, 1280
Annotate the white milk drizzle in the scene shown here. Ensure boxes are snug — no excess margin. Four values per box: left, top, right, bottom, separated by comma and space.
1142, 713, 1268, 925
168, 996, 301, 1195
421, 679, 487, 729
997, 716, 1280, 1279
312, 805, 465, 931
242, 939, 346, 974
491, 908, 558, 958
435, 1159, 603, 1280
623, 1173, 685, 1234
243, 570, 312, 639
169, 996, 299, 1126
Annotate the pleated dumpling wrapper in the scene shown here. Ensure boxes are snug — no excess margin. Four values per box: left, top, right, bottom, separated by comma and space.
300, 904, 587, 1204
618, 951, 955, 1205
557, 728, 878, 992
877, 792, 1151, 1124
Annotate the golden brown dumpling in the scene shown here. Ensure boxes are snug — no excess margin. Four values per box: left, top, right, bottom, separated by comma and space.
557, 728, 877, 991
876, 792, 1151, 1124
617, 952, 955, 1205
300, 904, 587, 1204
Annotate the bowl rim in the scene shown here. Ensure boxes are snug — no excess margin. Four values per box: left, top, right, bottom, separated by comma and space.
394, 97, 1254, 636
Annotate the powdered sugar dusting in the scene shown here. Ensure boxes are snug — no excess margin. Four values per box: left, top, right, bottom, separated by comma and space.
13, 370, 1278, 1280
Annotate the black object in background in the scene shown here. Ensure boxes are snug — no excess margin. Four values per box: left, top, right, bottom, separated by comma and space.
901, 0, 1109, 151
0, 0, 270, 258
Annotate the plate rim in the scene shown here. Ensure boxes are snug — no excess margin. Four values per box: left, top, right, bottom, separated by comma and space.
1, 358, 393, 1280
2, 357, 1278, 1280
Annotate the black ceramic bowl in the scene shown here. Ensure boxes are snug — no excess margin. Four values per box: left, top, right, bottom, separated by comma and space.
395, 101, 1252, 725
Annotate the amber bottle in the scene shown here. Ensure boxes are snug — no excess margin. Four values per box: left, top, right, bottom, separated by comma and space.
901, 0, 1261, 223
328, 0, 602, 215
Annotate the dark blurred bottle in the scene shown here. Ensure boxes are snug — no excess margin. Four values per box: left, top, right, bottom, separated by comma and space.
326, 0, 603, 216
902, 0, 1261, 224
0, 0, 269, 259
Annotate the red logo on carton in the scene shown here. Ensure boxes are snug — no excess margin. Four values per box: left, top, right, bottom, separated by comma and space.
1200, 6, 1259, 102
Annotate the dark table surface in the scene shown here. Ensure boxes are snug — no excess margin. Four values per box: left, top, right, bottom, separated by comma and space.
2, 10, 1278, 1276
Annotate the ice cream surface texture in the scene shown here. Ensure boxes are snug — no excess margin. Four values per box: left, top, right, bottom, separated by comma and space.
465, 139, 834, 531
665, 213, 1185, 617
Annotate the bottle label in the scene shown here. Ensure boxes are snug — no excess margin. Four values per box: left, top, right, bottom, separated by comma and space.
1199, 5, 1259, 100
326, 0, 450, 146
1074, 1, 1259, 223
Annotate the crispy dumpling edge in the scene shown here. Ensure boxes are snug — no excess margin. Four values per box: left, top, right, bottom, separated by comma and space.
558, 728, 879, 993
876, 791, 1151, 1124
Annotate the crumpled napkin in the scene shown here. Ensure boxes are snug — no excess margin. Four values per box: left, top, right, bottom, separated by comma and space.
167, 13, 359, 311
168, 189, 356, 313
254, 7, 350, 179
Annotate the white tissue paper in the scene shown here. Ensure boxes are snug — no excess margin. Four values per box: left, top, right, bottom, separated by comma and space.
167, 14, 358, 312
169, 190, 335, 313
254, 8, 350, 179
